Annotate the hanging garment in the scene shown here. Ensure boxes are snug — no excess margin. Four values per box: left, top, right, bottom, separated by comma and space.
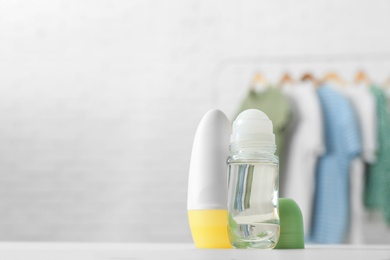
310, 85, 361, 244
364, 86, 390, 225
234, 87, 291, 161
282, 81, 325, 237
342, 84, 377, 244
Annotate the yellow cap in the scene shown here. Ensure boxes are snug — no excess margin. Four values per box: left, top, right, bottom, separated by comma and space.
188, 209, 232, 249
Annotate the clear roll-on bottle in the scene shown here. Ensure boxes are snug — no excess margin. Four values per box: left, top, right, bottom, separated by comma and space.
227, 109, 280, 249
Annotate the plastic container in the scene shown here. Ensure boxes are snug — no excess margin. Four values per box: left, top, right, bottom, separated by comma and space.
227, 109, 280, 249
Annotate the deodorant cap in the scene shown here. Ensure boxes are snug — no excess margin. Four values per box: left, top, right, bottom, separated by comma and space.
275, 198, 305, 249
230, 109, 276, 152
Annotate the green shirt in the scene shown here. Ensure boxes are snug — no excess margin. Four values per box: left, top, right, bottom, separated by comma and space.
364, 86, 390, 224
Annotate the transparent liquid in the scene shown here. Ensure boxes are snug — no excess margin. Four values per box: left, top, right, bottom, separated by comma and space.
227, 162, 279, 249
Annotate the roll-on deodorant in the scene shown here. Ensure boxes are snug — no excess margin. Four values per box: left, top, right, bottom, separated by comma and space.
187, 109, 232, 248
227, 109, 280, 249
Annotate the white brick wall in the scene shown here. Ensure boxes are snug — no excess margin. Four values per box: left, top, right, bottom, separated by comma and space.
0, 0, 389, 242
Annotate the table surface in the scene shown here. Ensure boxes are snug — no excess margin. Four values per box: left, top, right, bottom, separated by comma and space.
0, 243, 389, 260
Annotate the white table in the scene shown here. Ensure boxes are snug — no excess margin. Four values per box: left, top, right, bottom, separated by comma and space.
0, 243, 389, 260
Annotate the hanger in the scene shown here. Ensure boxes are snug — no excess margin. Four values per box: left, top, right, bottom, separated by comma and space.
278, 72, 294, 88
300, 72, 320, 88
300, 73, 314, 82
250, 72, 267, 92
322, 71, 346, 88
354, 70, 370, 86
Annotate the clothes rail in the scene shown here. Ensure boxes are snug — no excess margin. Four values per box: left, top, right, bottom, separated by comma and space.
211, 53, 390, 101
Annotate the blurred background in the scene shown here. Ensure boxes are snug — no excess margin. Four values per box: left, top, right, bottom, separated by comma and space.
0, 0, 390, 244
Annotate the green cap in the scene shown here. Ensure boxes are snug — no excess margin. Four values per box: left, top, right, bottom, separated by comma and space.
274, 198, 305, 249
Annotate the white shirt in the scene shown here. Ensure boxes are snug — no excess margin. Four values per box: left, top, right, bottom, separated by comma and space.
282, 81, 324, 237
341, 84, 377, 244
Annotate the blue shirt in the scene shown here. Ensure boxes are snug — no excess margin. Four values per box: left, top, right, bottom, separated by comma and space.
310, 85, 361, 243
